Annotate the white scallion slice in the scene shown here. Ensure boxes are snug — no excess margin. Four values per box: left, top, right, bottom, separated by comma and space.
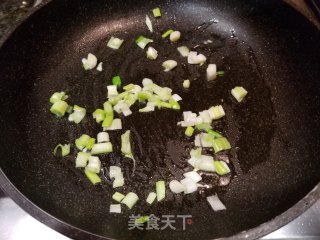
146, 192, 157, 204
183, 171, 202, 183
171, 94, 182, 102
199, 110, 212, 123
162, 60, 177, 72
107, 85, 119, 98
121, 192, 139, 209
197, 155, 215, 172
156, 180, 166, 201
183, 79, 190, 89
207, 195, 226, 211
207, 64, 217, 81
107, 37, 124, 49
91, 142, 113, 155
231, 86, 248, 102
170, 31, 181, 42
142, 78, 153, 87
97, 132, 109, 143
76, 152, 91, 168
82, 53, 98, 70
85, 156, 101, 174
146, 46, 158, 60
68, 105, 86, 124
121, 130, 134, 159
177, 46, 190, 57
188, 51, 206, 65
110, 204, 121, 213
169, 180, 185, 193
145, 15, 153, 32
113, 176, 125, 188
109, 166, 122, 179
96, 62, 103, 71
180, 177, 198, 194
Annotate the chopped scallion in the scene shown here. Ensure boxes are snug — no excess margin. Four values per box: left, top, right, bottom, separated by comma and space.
107, 37, 124, 50
53, 144, 70, 157
212, 137, 231, 153
145, 15, 153, 32
50, 100, 68, 117
112, 192, 125, 202
162, 29, 174, 38
84, 169, 101, 185
214, 161, 231, 175
121, 192, 139, 209
231, 86, 248, 103
156, 180, 166, 202
91, 142, 113, 155
50, 92, 68, 104
135, 216, 150, 224
112, 75, 122, 87
136, 36, 153, 49
152, 7, 161, 18
146, 192, 157, 204
183, 79, 190, 89
185, 126, 194, 137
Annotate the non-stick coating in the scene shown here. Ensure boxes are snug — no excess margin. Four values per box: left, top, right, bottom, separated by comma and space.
0, 0, 320, 239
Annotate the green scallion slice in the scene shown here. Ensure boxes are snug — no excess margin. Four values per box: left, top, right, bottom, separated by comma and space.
112, 192, 125, 202
152, 7, 161, 18
185, 126, 194, 137
212, 137, 231, 153
112, 75, 122, 87
162, 29, 174, 38
50, 100, 68, 117
84, 169, 101, 185
135, 216, 150, 225
214, 161, 231, 175
231, 86, 248, 103
53, 144, 70, 157
50, 92, 68, 104
156, 180, 166, 202
206, 129, 223, 138
136, 36, 154, 49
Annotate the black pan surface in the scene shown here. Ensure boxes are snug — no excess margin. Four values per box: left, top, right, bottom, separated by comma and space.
0, 0, 320, 239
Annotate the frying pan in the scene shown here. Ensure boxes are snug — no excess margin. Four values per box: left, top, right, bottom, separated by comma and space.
0, 0, 320, 239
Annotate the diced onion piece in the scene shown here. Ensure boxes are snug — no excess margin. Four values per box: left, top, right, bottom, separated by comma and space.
146, 46, 158, 60
50, 92, 68, 104
92, 109, 105, 123
50, 100, 68, 117
122, 192, 139, 209
91, 142, 113, 155
183, 79, 190, 89
207, 64, 217, 81
136, 36, 153, 49
188, 51, 207, 64
146, 192, 157, 204
169, 180, 185, 193
162, 60, 177, 72
76, 152, 91, 168
162, 29, 174, 38
68, 105, 86, 124
53, 144, 70, 157
177, 46, 190, 57
113, 177, 125, 188
208, 105, 225, 120
207, 195, 226, 211
156, 180, 166, 201
84, 169, 101, 185
180, 177, 198, 194
185, 126, 194, 137
145, 15, 153, 32
110, 204, 121, 213
96, 62, 103, 71
109, 166, 122, 178
214, 161, 231, 175
82, 53, 98, 70
212, 137, 231, 153
97, 132, 109, 143
231, 86, 248, 102
107, 85, 119, 98
152, 7, 161, 18
103, 118, 122, 131
170, 31, 181, 42
107, 37, 124, 50
112, 192, 125, 202
183, 171, 202, 183
197, 155, 215, 172
85, 156, 101, 173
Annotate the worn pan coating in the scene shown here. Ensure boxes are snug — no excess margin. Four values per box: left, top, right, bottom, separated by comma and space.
0, 0, 320, 239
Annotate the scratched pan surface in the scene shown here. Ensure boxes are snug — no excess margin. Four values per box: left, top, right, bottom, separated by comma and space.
0, 0, 320, 239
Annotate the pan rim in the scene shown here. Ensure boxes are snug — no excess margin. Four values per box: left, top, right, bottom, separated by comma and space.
0, 0, 319, 239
